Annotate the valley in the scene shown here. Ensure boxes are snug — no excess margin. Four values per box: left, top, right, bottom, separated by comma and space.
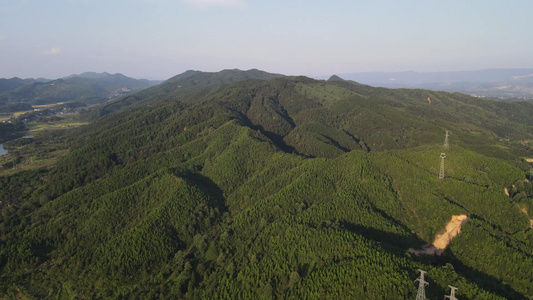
0, 72, 161, 114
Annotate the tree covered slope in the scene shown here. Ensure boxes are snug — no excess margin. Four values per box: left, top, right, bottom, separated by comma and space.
1, 70, 532, 299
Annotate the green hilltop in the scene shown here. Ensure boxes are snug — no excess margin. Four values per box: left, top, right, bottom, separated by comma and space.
0, 70, 532, 299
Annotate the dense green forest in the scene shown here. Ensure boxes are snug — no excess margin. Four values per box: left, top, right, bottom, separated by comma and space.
1, 70, 532, 299
0, 123, 25, 143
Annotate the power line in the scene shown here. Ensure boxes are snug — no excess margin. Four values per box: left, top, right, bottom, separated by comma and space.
415, 269, 429, 300
439, 153, 446, 180
444, 285, 458, 300
444, 130, 451, 149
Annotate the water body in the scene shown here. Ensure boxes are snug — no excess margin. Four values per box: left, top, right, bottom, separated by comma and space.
0, 136, 33, 156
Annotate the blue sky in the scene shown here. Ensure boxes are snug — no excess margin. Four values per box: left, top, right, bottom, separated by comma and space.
1, 0, 532, 79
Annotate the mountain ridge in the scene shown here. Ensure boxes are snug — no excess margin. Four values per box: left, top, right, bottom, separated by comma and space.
83, 68, 285, 118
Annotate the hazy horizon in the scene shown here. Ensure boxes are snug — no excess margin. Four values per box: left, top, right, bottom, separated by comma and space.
1, 0, 532, 80
3, 67, 533, 82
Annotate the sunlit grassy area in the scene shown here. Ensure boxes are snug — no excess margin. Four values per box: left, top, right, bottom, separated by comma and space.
0, 144, 70, 176
0, 113, 86, 175
0, 111, 28, 122
28, 122, 89, 132
27, 113, 88, 132
32, 102, 66, 108
0, 103, 69, 121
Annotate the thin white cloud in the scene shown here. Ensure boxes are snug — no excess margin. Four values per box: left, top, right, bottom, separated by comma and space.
184, 0, 244, 8
43, 47, 62, 55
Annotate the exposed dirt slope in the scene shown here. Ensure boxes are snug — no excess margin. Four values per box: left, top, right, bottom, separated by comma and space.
409, 214, 468, 256
432, 214, 468, 250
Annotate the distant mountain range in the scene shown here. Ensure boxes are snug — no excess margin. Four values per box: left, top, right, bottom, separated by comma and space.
328, 69, 533, 99
0, 72, 161, 113
3, 69, 532, 114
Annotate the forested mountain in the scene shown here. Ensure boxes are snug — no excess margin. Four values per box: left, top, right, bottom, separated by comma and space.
83, 68, 283, 118
1, 70, 532, 299
0, 78, 36, 94
0, 73, 160, 113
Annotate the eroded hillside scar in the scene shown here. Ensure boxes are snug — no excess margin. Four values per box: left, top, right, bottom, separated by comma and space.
409, 214, 469, 256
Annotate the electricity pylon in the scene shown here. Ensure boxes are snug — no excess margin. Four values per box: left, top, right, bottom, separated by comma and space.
444, 285, 458, 300
415, 269, 429, 300
444, 130, 451, 149
439, 153, 446, 180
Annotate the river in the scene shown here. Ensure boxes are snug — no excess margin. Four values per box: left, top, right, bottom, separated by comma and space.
0, 136, 33, 156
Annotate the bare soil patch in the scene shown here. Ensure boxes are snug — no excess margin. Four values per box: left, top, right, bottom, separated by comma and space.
409, 214, 468, 256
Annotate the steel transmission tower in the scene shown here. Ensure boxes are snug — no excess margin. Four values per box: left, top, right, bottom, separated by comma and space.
414, 269, 429, 300
444, 130, 451, 149
439, 153, 446, 179
444, 285, 458, 300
